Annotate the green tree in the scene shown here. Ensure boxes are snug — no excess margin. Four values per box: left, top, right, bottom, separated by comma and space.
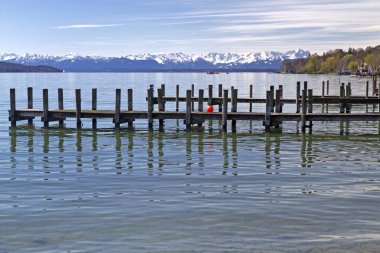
320, 56, 338, 73
348, 60, 359, 71
305, 54, 321, 74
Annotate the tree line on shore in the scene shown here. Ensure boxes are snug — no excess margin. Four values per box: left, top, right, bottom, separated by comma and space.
280, 45, 380, 75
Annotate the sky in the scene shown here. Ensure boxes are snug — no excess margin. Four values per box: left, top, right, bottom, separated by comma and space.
1, 0, 380, 56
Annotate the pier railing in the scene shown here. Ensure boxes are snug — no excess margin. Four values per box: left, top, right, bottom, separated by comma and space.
9, 80, 380, 133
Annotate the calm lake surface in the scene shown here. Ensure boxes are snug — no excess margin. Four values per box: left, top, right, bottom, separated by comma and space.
0, 72, 379, 252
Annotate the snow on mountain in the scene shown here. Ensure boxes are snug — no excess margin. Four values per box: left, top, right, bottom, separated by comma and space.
0, 50, 309, 71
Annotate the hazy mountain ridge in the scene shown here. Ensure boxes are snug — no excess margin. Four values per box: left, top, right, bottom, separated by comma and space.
0, 61, 62, 73
0, 50, 309, 72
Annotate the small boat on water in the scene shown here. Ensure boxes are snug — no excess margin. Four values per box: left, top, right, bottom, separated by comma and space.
207, 71, 220, 74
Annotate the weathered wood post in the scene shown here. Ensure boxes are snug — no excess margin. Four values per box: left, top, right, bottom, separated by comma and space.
175, 84, 179, 112
366, 81, 369, 98
279, 85, 283, 113
296, 81, 301, 113
157, 88, 164, 130
115, 89, 121, 129
301, 89, 307, 133
274, 89, 282, 128
128, 88, 133, 128
340, 83, 345, 113
186, 90, 192, 131
346, 83, 351, 113
308, 89, 313, 131
27, 87, 33, 126
270, 85, 275, 112
265, 89, 273, 131
208, 84, 213, 105
191, 84, 195, 111
58, 88, 64, 128
249, 84, 253, 112
10, 89, 16, 127
218, 84, 223, 112
147, 88, 153, 130
161, 84, 166, 112
92, 88, 97, 129
322, 81, 325, 98
43, 89, 49, 128
231, 88, 238, 132
222, 89, 228, 132
326, 80, 329, 95
198, 89, 204, 127
75, 89, 82, 129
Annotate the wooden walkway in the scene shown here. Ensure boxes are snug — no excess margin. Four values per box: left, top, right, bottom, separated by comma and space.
8, 80, 380, 133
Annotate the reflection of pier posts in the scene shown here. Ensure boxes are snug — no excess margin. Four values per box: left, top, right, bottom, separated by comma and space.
185, 133, 192, 175
158, 132, 164, 173
147, 131, 154, 175
76, 129, 83, 172
231, 133, 238, 174
127, 131, 133, 173
115, 130, 122, 172
197, 133, 205, 172
222, 133, 228, 175
265, 133, 271, 170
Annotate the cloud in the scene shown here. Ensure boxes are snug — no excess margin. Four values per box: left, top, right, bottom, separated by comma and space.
55, 24, 125, 29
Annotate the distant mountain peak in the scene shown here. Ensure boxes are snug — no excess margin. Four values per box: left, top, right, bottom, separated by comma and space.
0, 50, 310, 72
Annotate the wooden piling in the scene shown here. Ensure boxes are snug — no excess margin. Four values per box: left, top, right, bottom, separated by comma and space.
275, 89, 282, 113
128, 88, 133, 128
75, 89, 82, 129
43, 89, 49, 128
186, 90, 192, 131
10, 89, 16, 127
340, 83, 345, 113
218, 84, 223, 112
249, 84, 253, 112
115, 89, 121, 129
265, 90, 273, 131
270, 86, 275, 113
28, 87, 33, 126
308, 89, 313, 131
322, 81, 325, 98
366, 81, 369, 98
208, 85, 213, 105
92, 88, 97, 129
232, 88, 238, 132
346, 83, 351, 113
176, 85, 179, 112
58, 88, 64, 127
191, 84, 195, 111
222, 89, 228, 132
148, 88, 153, 130
296, 81, 301, 113
158, 88, 164, 129
301, 89, 307, 133
327, 80, 329, 95
198, 89, 204, 127
161, 84, 166, 111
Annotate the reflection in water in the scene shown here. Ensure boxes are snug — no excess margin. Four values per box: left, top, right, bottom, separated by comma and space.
8, 127, 320, 176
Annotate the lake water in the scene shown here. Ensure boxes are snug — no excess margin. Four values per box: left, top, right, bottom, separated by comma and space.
0, 73, 379, 252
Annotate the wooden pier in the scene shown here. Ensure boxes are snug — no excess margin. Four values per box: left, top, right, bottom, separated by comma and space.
8, 81, 380, 133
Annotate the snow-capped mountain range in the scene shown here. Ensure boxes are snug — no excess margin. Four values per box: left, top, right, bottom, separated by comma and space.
0, 50, 309, 72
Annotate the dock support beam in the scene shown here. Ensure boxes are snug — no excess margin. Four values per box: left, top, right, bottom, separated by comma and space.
10, 89, 16, 127
147, 88, 153, 130
92, 88, 97, 129
28, 87, 33, 126
43, 89, 49, 128
128, 88, 133, 128
222, 89, 228, 132
231, 88, 238, 132
186, 90, 192, 132
265, 89, 273, 131
75, 89, 82, 129
296, 81, 300, 113
58, 88, 64, 128
198, 89, 204, 127
301, 89, 307, 133
115, 89, 121, 129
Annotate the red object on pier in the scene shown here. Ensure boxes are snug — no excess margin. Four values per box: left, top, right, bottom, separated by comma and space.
206, 105, 214, 112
